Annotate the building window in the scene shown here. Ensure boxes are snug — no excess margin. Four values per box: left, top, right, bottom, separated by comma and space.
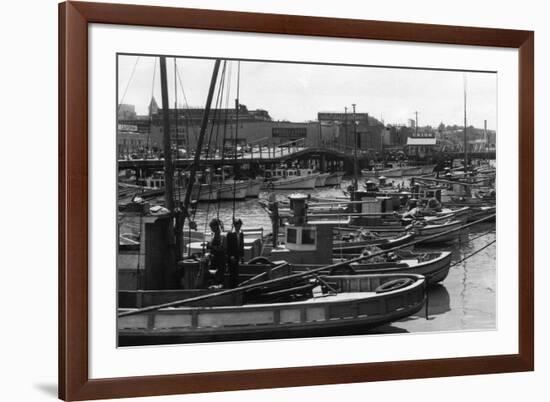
287, 228, 297, 244
302, 228, 316, 245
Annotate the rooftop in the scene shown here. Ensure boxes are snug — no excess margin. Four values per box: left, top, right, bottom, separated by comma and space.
407, 137, 437, 146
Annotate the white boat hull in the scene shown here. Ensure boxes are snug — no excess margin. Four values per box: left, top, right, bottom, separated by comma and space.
118, 274, 426, 344
315, 173, 331, 187
324, 172, 345, 186
218, 182, 249, 200
263, 174, 319, 190
246, 179, 263, 197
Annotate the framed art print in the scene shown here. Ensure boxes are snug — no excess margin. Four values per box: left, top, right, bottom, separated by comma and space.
59, 1, 533, 400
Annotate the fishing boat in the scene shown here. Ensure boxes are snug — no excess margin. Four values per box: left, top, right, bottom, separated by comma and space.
217, 181, 249, 200
332, 231, 415, 254
288, 250, 451, 285
420, 164, 436, 175
467, 205, 496, 223
407, 219, 463, 244
324, 171, 345, 186
315, 172, 331, 187
118, 273, 426, 345
362, 161, 428, 178
348, 250, 451, 284
262, 168, 320, 190
138, 173, 221, 202
118, 183, 164, 204
246, 178, 263, 197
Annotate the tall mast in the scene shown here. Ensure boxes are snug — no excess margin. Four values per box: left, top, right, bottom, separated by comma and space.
352, 103, 358, 190
159, 56, 174, 212
232, 61, 241, 221
463, 75, 468, 170
183, 59, 221, 218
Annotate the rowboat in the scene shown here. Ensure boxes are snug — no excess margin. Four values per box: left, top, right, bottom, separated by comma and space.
466, 205, 496, 223
288, 251, 451, 285
349, 251, 451, 284
332, 231, 415, 254
407, 219, 463, 244
118, 273, 426, 345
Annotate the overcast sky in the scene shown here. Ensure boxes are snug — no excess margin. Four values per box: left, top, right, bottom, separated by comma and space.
118, 54, 497, 130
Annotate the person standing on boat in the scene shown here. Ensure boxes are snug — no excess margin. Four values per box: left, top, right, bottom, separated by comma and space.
207, 218, 227, 285
226, 218, 245, 289
267, 193, 280, 249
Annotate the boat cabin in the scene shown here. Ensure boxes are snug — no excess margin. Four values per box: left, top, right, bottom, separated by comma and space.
270, 194, 334, 264
265, 167, 315, 179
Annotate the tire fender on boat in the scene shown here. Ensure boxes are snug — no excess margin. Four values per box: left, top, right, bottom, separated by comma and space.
247, 256, 276, 266
375, 277, 415, 293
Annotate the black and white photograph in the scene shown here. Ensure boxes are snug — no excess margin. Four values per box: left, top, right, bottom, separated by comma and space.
116, 54, 496, 347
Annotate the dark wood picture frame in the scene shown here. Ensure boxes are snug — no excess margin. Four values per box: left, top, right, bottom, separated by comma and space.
59, 1, 534, 400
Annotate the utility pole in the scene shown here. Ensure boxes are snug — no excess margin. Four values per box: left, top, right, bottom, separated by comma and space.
484, 119, 488, 151
415, 111, 418, 136
344, 106, 348, 149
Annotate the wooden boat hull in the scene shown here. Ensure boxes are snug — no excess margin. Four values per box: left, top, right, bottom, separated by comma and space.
262, 174, 319, 190
402, 167, 423, 176
420, 164, 436, 175
218, 182, 248, 200
324, 172, 345, 186
287, 252, 451, 285
190, 184, 219, 202
410, 220, 463, 244
333, 232, 415, 254
362, 168, 405, 178
467, 206, 496, 222
315, 172, 331, 187
246, 179, 263, 197
350, 251, 452, 285
118, 274, 426, 345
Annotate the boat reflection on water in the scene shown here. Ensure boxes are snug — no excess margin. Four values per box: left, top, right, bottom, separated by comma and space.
371, 285, 450, 334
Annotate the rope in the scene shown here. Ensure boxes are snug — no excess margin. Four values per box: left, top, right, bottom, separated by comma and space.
450, 239, 496, 268
175, 63, 199, 144
118, 56, 140, 112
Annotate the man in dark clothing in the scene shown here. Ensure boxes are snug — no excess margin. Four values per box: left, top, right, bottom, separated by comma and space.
226, 218, 245, 288
207, 218, 226, 285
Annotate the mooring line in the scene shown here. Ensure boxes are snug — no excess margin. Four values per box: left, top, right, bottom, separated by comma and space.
450, 239, 496, 268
